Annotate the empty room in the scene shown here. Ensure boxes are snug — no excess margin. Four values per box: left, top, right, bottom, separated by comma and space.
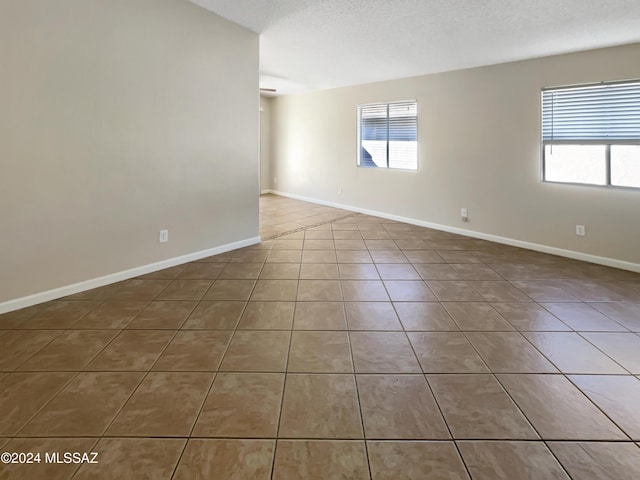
1, 0, 640, 479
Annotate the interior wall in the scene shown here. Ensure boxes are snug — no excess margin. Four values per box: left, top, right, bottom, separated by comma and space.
270, 43, 640, 266
0, 0, 259, 303
260, 96, 272, 193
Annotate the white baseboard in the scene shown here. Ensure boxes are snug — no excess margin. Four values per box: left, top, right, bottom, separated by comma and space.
0, 236, 261, 315
261, 189, 274, 194
271, 189, 640, 273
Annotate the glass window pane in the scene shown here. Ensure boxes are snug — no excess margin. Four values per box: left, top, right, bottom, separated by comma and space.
611, 145, 640, 188
544, 145, 606, 185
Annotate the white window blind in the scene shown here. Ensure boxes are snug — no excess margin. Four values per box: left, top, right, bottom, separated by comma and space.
357, 101, 417, 169
542, 80, 640, 144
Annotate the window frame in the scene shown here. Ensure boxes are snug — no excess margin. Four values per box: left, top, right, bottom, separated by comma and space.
540, 79, 640, 190
356, 100, 418, 171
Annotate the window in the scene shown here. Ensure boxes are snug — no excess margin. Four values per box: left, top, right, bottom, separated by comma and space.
357, 101, 417, 170
542, 80, 640, 188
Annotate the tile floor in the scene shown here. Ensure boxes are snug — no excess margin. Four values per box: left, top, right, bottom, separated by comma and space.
1, 195, 640, 478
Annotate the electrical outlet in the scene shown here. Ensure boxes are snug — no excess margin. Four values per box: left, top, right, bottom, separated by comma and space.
274, 177, 277, 184
461, 208, 468, 222
159, 230, 169, 243
576, 225, 586, 236
338, 186, 342, 195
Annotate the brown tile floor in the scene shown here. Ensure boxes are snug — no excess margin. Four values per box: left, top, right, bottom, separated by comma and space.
1, 196, 640, 478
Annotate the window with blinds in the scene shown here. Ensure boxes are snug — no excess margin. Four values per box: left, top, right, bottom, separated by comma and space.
357, 101, 417, 170
541, 80, 640, 188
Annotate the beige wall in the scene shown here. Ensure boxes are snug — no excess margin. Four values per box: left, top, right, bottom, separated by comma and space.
271, 43, 640, 266
260, 96, 272, 192
0, 0, 259, 303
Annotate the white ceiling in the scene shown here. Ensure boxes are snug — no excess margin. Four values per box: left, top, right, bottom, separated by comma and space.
190, 0, 640, 96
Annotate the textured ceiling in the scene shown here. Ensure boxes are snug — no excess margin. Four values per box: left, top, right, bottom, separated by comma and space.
190, 0, 640, 95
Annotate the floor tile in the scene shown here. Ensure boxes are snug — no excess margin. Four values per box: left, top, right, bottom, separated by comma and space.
203, 280, 255, 301
465, 332, 558, 373
524, 332, 627, 374
111, 279, 170, 301
365, 240, 399, 251
403, 250, 444, 263
279, 374, 362, 438
193, 373, 284, 437
580, 332, 640, 373
288, 331, 352, 373
273, 238, 304, 249
334, 239, 367, 250
376, 264, 421, 280
301, 250, 337, 263
408, 332, 488, 373
413, 264, 461, 280
304, 239, 335, 250
107, 372, 213, 436
589, 302, 640, 331
231, 249, 269, 263
498, 374, 627, 440
299, 263, 340, 279
542, 303, 628, 331
336, 250, 373, 263
23, 301, 101, 329
176, 262, 224, 280
450, 264, 502, 280
17, 330, 118, 371
443, 302, 514, 331
350, 332, 421, 373
436, 251, 482, 263
306, 229, 335, 239
509, 280, 580, 302
65, 282, 126, 300
219, 263, 263, 280
157, 280, 214, 301
85, 330, 174, 371
71, 301, 147, 329
20, 372, 144, 436
126, 300, 196, 329
338, 263, 380, 280
569, 375, 640, 439
0, 330, 62, 371
273, 440, 369, 480
426, 281, 485, 301
0, 437, 97, 480
173, 439, 274, 480
238, 302, 295, 329
0, 304, 45, 328
428, 374, 537, 439
547, 442, 640, 480
342, 280, 390, 301
251, 280, 299, 301
267, 249, 303, 263
220, 331, 290, 372
357, 375, 449, 439
457, 441, 568, 480
345, 302, 402, 330
293, 302, 346, 330
367, 441, 469, 480
182, 301, 245, 329
152, 330, 232, 371
73, 438, 185, 480
259, 263, 300, 279
370, 251, 408, 263
491, 302, 570, 331
0, 372, 74, 435
394, 302, 457, 331
384, 281, 436, 302
297, 280, 342, 301
470, 281, 531, 302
